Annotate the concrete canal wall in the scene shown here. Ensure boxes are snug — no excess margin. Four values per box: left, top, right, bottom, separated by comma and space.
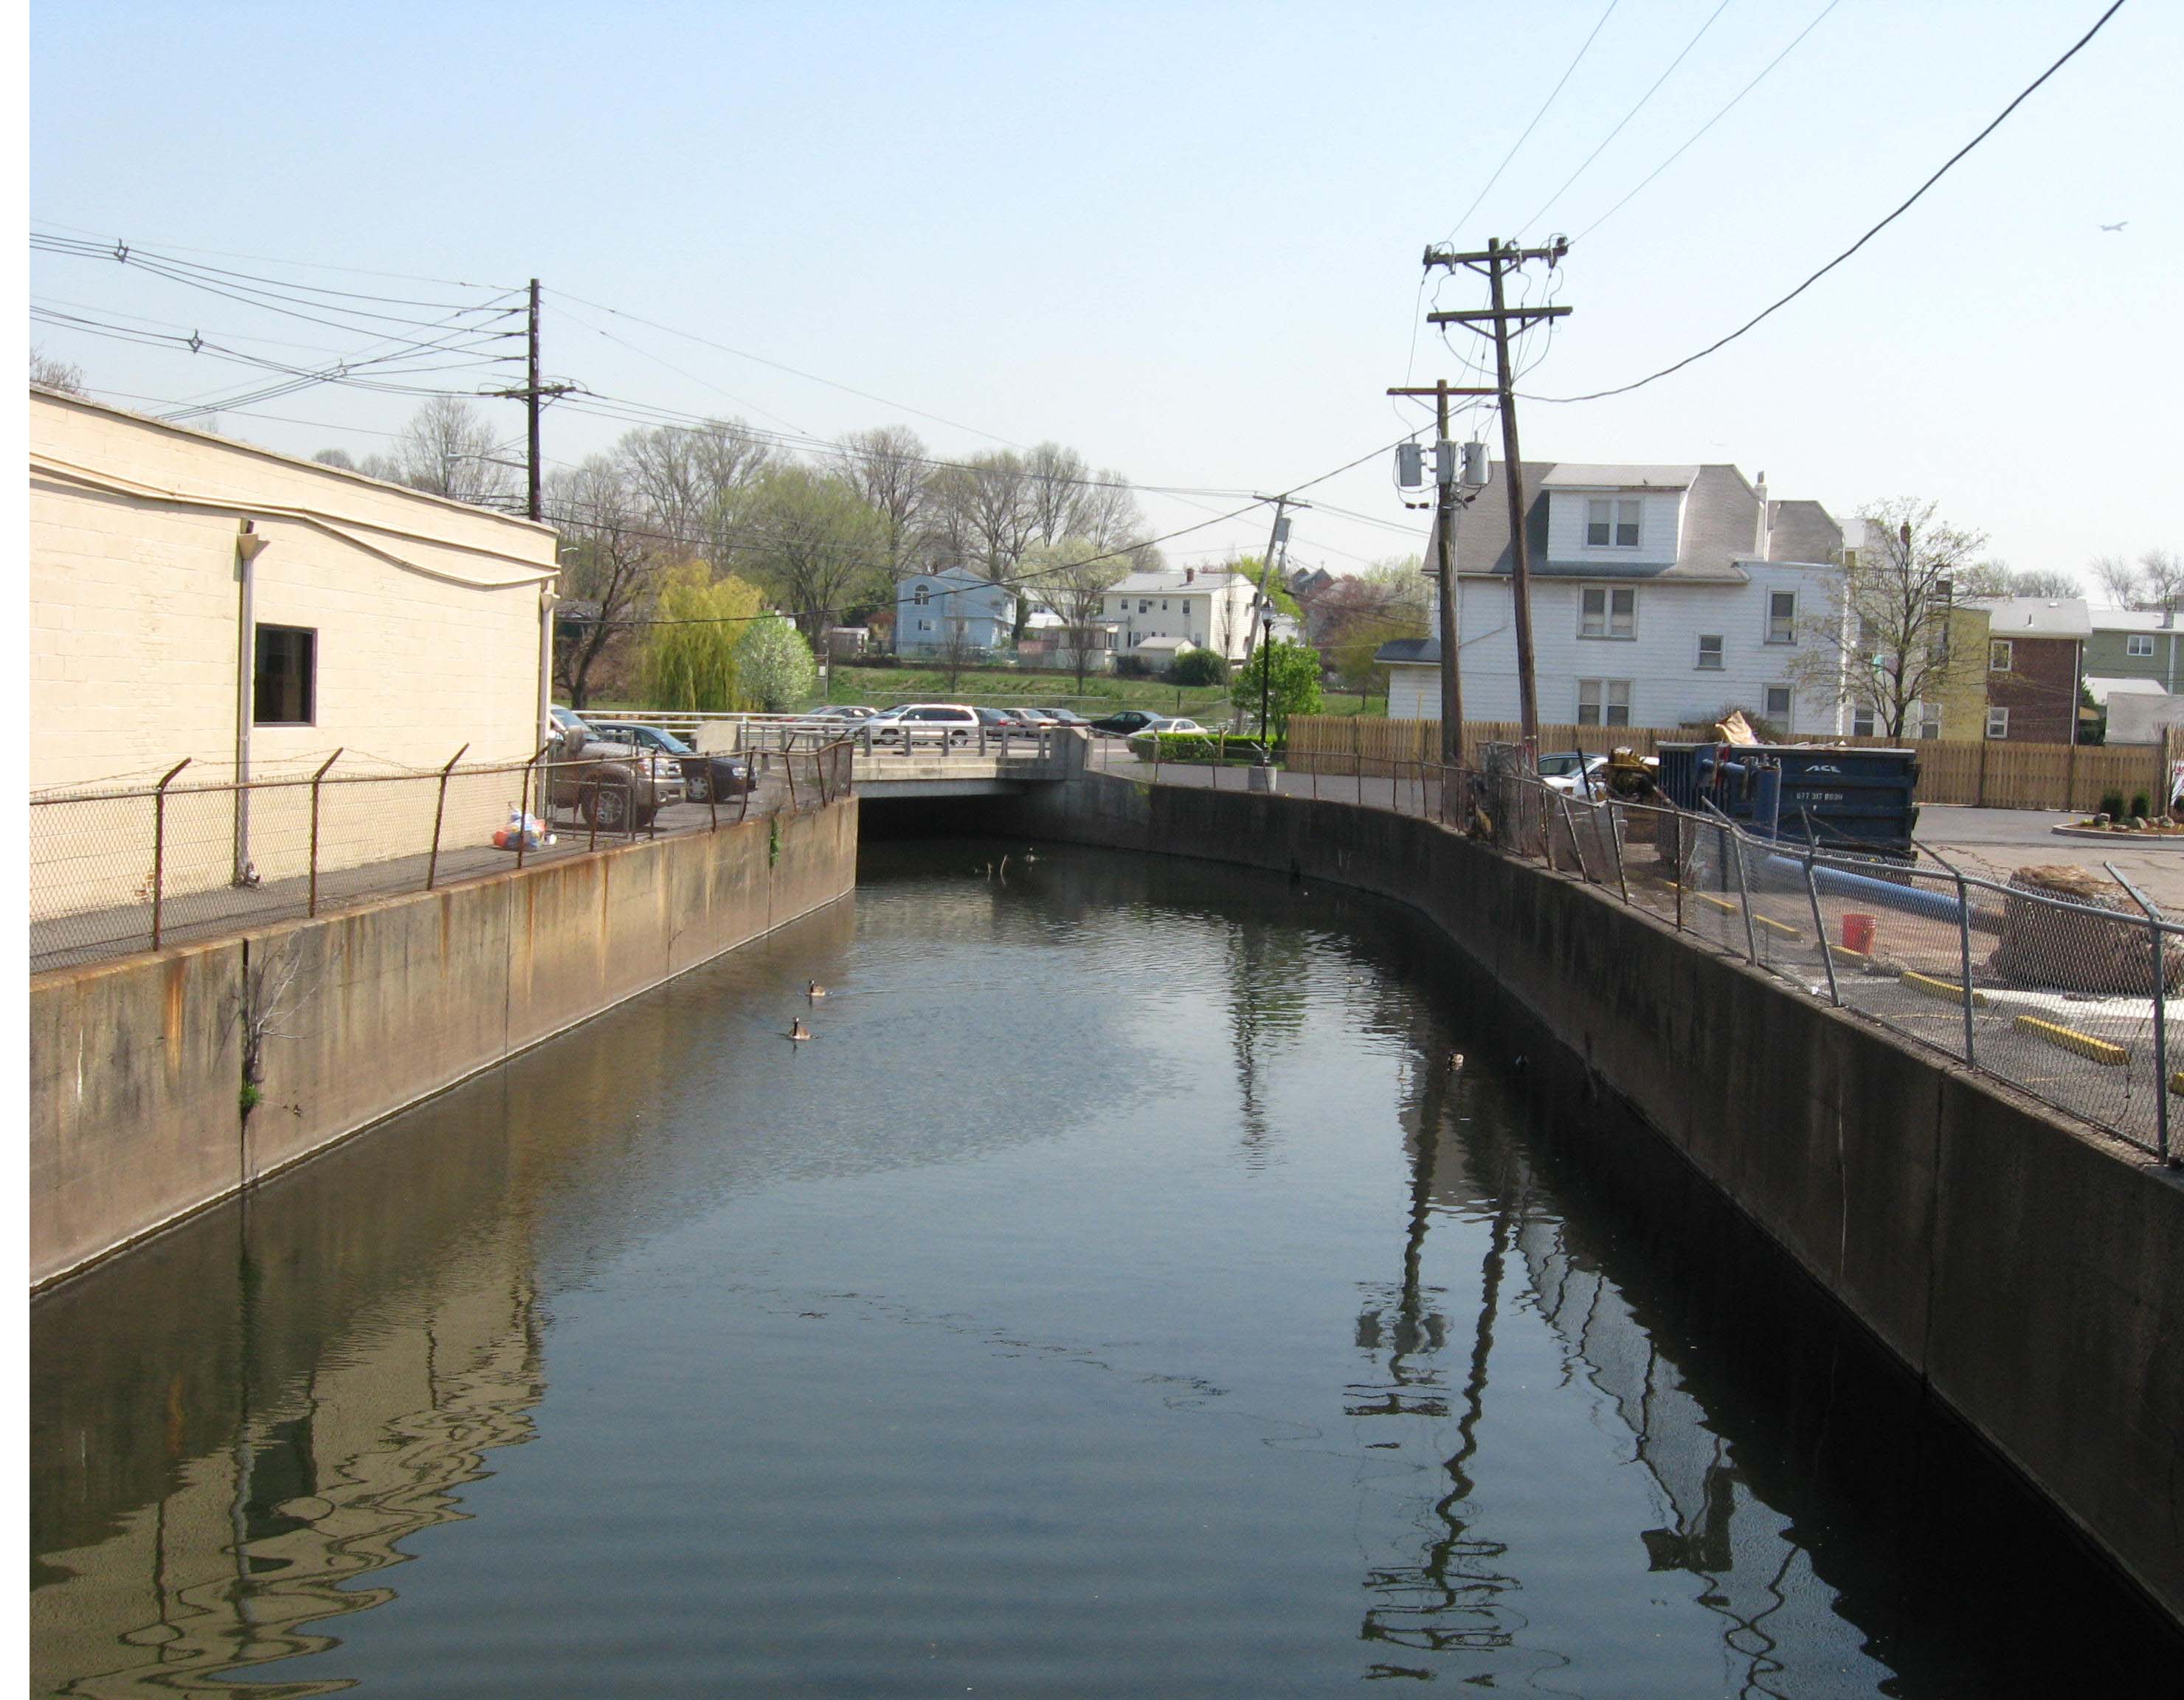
927, 770, 2184, 1631
30, 798, 858, 1288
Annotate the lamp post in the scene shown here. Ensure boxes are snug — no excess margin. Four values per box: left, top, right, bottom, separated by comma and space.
1257, 609, 1276, 743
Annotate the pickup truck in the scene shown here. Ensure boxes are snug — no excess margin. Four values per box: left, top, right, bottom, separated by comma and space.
544, 711, 685, 829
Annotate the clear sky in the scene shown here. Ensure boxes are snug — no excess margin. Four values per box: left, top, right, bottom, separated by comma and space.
27, 1, 2180, 588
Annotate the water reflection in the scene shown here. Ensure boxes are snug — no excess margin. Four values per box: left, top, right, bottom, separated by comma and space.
30, 845, 2181, 1696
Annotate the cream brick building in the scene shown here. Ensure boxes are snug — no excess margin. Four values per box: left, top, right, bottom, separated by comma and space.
30, 387, 559, 904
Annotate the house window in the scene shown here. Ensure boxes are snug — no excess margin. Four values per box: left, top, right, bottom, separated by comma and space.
1577, 678, 1631, 727
1138, 600, 1151, 614
252, 625, 316, 725
1696, 635, 1724, 670
1987, 705, 2011, 739
1764, 685, 1793, 727
1919, 705, 1943, 740
917, 618, 932, 632
1580, 586, 1636, 638
913, 586, 930, 606
2129, 634, 2155, 657
1766, 591, 1797, 645
1990, 639, 2014, 672
1852, 707, 1876, 736
1586, 498, 1641, 547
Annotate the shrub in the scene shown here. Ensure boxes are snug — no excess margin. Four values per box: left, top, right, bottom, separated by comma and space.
2101, 789, 2126, 820
1114, 654, 1155, 679
1168, 649, 1229, 688
1128, 730, 1281, 763
2131, 791, 2152, 820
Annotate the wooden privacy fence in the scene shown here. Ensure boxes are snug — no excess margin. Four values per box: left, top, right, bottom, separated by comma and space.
1286, 716, 2177, 813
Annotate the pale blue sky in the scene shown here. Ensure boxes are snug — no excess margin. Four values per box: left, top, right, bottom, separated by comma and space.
28, 1, 2180, 584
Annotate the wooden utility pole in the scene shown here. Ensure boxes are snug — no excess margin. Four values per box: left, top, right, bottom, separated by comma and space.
489, 278, 575, 523
1426, 237, 1570, 769
1388, 379, 1494, 765
1242, 494, 1307, 663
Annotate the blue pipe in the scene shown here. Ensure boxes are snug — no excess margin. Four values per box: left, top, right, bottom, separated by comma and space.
1762, 854, 1965, 925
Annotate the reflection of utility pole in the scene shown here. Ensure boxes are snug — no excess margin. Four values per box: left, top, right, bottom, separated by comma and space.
1423, 238, 1571, 768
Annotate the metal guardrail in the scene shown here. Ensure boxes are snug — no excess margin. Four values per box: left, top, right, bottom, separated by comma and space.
30, 741, 854, 975
1097, 739, 2180, 1164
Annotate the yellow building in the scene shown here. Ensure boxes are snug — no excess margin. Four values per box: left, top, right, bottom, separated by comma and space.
31, 387, 560, 900
1926, 603, 1993, 740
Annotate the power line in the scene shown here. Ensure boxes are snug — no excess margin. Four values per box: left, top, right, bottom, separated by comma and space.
1440, 0, 1622, 245
1569, 0, 1842, 243
29, 214, 522, 289
1515, 0, 1737, 241
1527, 0, 2127, 406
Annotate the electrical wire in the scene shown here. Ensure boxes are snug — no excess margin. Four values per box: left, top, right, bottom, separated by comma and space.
1440, 0, 1622, 244
29, 214, 521, 289
1516, 0, 1737, 241
1570, 0, 1842, 243
1527, 0, 2128, 405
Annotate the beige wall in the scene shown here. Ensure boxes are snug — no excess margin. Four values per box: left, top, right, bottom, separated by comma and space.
30, 388, 558, 795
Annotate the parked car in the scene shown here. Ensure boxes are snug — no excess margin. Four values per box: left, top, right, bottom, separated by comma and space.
1124, 717, 1217, 758
544, 714, 685, 827
604, 723, 758, 805
1089, 708, 1163, 736
975, 707, 1038, 733
1539, 752, 1612, 798
867, 703, 981, 745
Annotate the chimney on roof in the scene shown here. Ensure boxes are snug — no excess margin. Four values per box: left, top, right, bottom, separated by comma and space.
1184, 566, 1195, 584
1754, 471, 1769, 556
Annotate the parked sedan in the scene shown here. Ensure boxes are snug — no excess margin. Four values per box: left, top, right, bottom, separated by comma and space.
1088, 708, 1163, 736
867, 703, 981, 745
1539, 752, 1612, 798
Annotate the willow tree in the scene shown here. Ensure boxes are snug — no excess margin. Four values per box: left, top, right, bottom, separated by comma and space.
639, 567, 762, 711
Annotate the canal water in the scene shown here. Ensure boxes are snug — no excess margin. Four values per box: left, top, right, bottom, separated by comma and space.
30, 840, 2180, 1696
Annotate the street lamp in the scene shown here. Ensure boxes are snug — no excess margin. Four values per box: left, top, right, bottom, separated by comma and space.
1257, 609, 1276, 744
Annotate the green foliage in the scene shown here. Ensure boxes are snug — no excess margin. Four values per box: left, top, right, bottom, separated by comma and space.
1168, 649, 1228, 687
1127, 730, 1281, 762
2100, 789, 2126, 820
1231, 639, 1323, 738
239, 1078, 262, 1118
736, 614, 818, 711
640, 566, 763, 711
2131, 792, 2152, 821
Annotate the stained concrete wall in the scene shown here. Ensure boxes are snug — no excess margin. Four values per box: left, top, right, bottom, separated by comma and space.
935, 770, 2184, 1631
30, 799, 857, 1287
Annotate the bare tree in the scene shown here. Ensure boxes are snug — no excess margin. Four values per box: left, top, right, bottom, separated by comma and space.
30, 347, 86, 393
392, 396, 520, 506
547, 455, 674, 708
1023, 539, 1125, 692
834, 425, 933, 584
936, 610, 980, 692
617, 418, 772, 565
1957, 561, 2082, 599
2140, 548, 2184, 613
2091, 553, 2143, 608
1793, 497, 1988, 740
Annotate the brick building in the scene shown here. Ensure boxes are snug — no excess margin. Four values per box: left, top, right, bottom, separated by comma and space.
1968, 596, 2090, 743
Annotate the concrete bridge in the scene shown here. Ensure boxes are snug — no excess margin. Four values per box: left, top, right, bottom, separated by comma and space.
682, 716, 1086, 800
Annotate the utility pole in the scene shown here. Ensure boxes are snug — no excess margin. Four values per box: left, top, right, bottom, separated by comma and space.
1241, 494, 1307, 663
489, 279, 575, 523
1389, 379, 1493, 765
1426, 236, 1570, 769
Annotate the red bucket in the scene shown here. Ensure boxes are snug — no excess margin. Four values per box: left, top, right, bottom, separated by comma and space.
1842, 913, 1876, 954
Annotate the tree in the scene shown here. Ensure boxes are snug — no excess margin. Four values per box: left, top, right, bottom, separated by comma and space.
617, 418, 771, 566
548, 454, 672, 708
1794, 498, 1988, 741
738, 466, 888, 638
1231, 638, 1323, 741
736, 613, 818, 711
1022, 537, 1125, 692
2091, 553, 2141, 608
30, 347, 86, 393
390, 396, 520, 507
2140, 548, 2184, 613
639, 566, 762, 711
834, 425, 933, 585
1957, 561, 2083, 599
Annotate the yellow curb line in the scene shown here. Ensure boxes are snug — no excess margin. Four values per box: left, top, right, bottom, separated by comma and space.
2014, 1015, 2128, 1066
1903, 972, 1988, 1008
1824, 943, 1871, 967
1754, 914, 1803, 941
2169, 1070, 2184, 1096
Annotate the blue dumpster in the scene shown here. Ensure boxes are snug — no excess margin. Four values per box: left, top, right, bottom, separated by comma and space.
1653, 743, 1921, 857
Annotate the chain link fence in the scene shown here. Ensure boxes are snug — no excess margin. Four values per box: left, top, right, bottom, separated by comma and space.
31, 742, 854, 975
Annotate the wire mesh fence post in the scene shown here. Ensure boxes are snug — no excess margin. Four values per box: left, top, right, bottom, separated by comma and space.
1800, 843, 1841, 1006
784, 748, 798, 812
2105, 861, 2171, 1165
1555, 795, 1590, 884
1918, 841, 1978, 1066
149, 758, 190, 952
518, 744, 546, 871
426, 743, 469, 891
1605, 797, 1630, 904
1708, 809, 1759, 965
306, 748, 343, 918
708, 758, 719, 832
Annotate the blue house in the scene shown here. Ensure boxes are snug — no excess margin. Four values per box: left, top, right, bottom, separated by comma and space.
896, 565, 1015, 657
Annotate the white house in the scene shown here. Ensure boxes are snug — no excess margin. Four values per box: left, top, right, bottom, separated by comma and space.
1378, 463, 1847, 734
895, 564, 1014, 657
1099, 564, 1262, 663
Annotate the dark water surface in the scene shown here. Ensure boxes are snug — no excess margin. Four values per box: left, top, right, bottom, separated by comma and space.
30, 840, 2180, 1696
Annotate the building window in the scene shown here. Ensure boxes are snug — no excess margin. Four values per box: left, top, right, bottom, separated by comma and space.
2129, 633, 2155, 657
1577, 678, 1631, 727
1580, 586, 1636, 638
1696, 634, 1724, 670
1990, 639, 2014, 672
1138, 600, 1151, 614
252, 625, 316, 725
913, 586, 930, 606
1852, 706, 1876, 736
1987, 705, 2011, 739
917, 618, 932, 632
1586, 497, 1641, 547
1766, 590, 1797, 645
1919, 705, 1943, 740
1764, 684, 1793, 726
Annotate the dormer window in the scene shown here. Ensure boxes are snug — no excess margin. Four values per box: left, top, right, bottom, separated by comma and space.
1587, 498, 1641, 548
913, 586, 930, 607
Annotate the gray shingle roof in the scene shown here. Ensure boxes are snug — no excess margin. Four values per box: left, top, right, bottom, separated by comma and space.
1374, 636, 1440, 666
1431, 463, 1839, 584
